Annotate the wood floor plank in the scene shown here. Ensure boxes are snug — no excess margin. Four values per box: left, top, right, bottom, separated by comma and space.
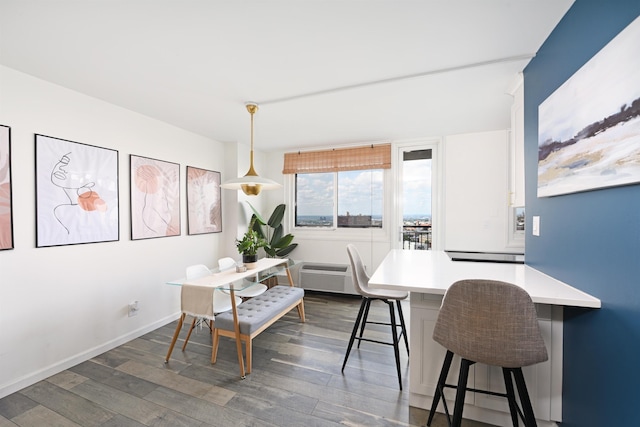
312, 399, 410, 427
0, 414, 17, 427
9, 405, 82, 427
19, 381, 114, 426
0, 393, 38, 420
69, 361, 159, 399
69, 379, 170, 425
46, 371, 89, 391
116, 360, 236, 406
143, 386, 277, 427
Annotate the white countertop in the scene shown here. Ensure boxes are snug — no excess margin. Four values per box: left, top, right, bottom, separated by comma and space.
368, 250, 601, 308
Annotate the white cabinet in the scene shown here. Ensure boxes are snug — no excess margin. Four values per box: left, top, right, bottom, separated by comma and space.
443, 130, 510, 252
409, 293, 563, 427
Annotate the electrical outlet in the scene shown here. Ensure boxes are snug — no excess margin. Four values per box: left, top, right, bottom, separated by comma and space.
128, 301, 139, 317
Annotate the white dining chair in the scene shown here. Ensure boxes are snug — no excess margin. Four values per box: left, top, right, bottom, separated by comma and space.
164, 264, 242, 362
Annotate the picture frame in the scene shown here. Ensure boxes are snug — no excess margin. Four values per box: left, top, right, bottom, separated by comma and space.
538, 16, 640, 198
130, 154, 180, 240
35, 134, 119, 247
0, 124, 13, 250
186, 166, 221, 235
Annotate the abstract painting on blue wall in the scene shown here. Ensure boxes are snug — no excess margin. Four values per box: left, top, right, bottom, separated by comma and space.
538, 16, 640, 198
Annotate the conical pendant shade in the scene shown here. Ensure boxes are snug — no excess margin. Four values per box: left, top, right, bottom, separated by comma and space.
220, 103, 281, 196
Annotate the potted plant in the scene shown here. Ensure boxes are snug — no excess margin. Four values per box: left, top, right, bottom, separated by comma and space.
235, 225, 266, 269
247, 202, 297, 258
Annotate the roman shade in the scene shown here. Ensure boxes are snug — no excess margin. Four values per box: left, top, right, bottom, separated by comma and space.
282, 143, 391, 174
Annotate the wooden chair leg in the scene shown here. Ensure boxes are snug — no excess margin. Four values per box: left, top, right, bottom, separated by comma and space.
211, 328, 220, 364
181, 317, 197, 351
165, 313, 186, 362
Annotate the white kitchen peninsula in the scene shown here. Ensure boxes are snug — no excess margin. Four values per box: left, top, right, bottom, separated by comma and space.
368, 250, 600, 427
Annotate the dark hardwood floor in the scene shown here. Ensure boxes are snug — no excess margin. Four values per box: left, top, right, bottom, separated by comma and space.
0, 292, 496, 426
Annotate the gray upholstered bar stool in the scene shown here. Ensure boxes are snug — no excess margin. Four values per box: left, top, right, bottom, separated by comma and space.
427, 279, 548, 427
342, 244, 409, 390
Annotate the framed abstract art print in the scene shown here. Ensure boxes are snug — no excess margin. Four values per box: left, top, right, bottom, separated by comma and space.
130, 154, 180, 240
35, 134, 119, 247
186, 166, 221, 235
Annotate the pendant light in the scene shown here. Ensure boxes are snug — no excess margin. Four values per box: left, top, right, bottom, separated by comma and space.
220, 102, 281, 196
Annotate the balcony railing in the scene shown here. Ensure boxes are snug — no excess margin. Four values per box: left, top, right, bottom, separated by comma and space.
402, 226, 431, 250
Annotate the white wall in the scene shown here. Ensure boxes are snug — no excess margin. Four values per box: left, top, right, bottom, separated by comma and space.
0, 66, 237, 397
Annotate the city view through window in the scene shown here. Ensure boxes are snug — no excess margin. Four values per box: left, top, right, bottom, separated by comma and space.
295, 170, 384, 228
295, 153, 433, 250
402, 153, 432, 249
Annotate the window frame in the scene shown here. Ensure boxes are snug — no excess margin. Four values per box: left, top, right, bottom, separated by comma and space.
284, 168, 392, 242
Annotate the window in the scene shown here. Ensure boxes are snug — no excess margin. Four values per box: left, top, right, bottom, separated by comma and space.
295, 169, 383, 228
506, 206, 525, 248
284, 143, 390, 230
515, 207, 525, 233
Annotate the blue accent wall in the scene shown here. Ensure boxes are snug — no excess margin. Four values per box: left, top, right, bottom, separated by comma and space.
524, 2, 640, 425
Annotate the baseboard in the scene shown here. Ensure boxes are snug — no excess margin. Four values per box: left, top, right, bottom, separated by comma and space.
0, 312, 179, 399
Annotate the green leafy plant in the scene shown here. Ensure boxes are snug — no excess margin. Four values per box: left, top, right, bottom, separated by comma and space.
236, 218, 267, 256
247, 202, 297, 258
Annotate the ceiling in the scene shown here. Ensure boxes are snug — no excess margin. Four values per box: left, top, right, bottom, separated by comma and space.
0, 1, 573, 152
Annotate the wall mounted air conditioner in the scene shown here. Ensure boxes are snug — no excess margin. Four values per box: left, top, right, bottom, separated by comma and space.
298, 263, 355, 295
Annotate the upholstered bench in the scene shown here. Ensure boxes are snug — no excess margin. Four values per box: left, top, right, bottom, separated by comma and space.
212, 285, 305, 375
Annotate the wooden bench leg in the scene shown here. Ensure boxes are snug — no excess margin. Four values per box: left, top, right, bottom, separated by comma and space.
165, 313, 186, 362
246, 337, 252, 374
297, 300, 306, 322
284, 267, 306, 322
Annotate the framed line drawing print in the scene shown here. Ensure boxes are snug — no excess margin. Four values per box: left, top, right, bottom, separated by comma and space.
35, 134, 119, 247
0, 124, 13, 250
186, 166, 221, 235
130, 155, 180, 240
538, 15, 640, 197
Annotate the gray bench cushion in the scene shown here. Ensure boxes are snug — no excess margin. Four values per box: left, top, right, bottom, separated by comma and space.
215, 285, 304, 335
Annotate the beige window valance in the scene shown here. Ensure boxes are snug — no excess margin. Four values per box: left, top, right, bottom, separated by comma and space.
282, 143, 391, 174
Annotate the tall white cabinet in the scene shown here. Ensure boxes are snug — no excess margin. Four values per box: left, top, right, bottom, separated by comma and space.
443, 129, 511, 252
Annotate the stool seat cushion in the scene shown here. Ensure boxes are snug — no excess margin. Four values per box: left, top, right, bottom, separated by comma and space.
433, 279, 548, 368
215, 285, 304, 335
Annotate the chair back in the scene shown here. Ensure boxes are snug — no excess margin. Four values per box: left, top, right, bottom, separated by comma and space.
433, 279, 548, 368
218, 257, 236, 271
346, 244, 372, 297
186, 264, 211, 280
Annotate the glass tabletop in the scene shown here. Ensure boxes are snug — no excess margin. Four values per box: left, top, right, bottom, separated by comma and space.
166, 258, 299, 291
